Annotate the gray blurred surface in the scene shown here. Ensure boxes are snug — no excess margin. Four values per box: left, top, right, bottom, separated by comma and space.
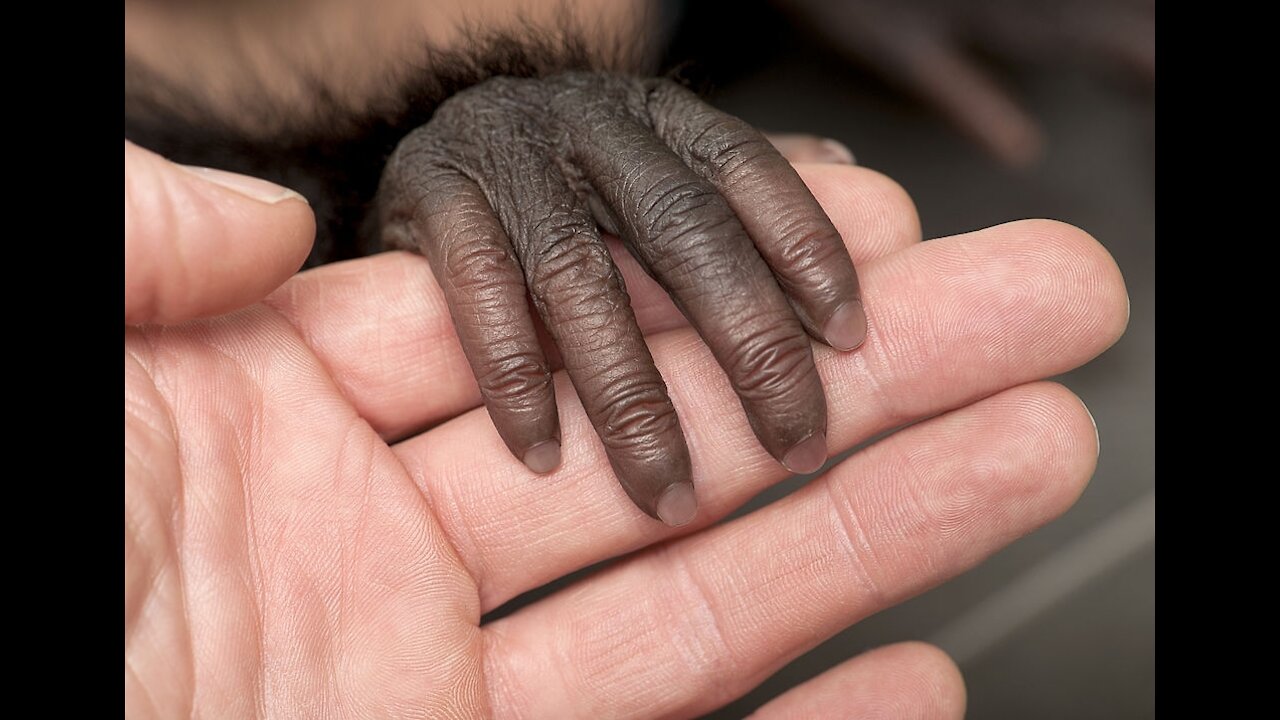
695, 27, 1155, 720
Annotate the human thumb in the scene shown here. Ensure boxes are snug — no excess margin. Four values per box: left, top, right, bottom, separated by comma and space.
124, 140, 316, 325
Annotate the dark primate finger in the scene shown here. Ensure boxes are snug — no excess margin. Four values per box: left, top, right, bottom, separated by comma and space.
574, 119, 830, 475
474, 145, 697, 527
532, 238, 696, 525
379, 164, 562, 474
647, 80, 869, 352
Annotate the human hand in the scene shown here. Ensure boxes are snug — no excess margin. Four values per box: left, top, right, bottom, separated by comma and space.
378, 71, 866, 526
126, 150, 1127, 717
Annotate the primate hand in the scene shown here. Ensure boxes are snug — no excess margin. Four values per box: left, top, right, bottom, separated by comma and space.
378, 71, 865, 525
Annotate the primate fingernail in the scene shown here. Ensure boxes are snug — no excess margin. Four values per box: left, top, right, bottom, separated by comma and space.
818, 139, 856, 165
782, 432, 827, 475
656, 483, 698, 527
824, 300, 867, 351
523, 440, 562, 474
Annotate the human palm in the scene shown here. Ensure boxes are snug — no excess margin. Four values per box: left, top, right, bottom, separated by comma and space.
125, 144, 1127, 718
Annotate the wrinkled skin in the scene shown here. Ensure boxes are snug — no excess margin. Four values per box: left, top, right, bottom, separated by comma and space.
378, 71, 866, 524
124, 145, 1130, 717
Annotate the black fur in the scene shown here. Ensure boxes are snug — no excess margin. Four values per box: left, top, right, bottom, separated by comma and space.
125, 11, 684, 266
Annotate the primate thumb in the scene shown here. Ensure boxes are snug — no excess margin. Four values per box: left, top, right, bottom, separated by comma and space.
124, 140, 315, 325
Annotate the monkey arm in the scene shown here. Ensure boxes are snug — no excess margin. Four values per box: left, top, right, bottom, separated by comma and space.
125, 0, 667, 263
378, 72, 865, 525
124, 0, 654, 139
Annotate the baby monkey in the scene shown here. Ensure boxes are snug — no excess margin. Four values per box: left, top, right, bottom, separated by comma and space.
125, 0, 866, 526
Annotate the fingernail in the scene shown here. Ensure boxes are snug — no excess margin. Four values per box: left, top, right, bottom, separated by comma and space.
824, 300, 867, 351
1079, 398, 1100, 459
523, 440, 562, 474
818, 139, 856, 165
180, 165, 309, 205
782, 431, 827, 475
656, 482, 698, 527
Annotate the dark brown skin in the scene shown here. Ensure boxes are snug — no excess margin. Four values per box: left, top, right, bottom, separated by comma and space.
124, 0, 868, 527
378, 71, 866, 525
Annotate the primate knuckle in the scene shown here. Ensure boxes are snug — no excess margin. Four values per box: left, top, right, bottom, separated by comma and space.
443, 237, 515, 285
642, 77, 687, 116
642, 78, 709, 134
638, 179, 725, 239
427, 81, 548, 155
547, 72, 647, 124
726, 328, 817, 400
527, 236, 616, 304
476, 350, 552, 406
594, 377, 680, 449
641, 79, 771, 175
688, 121, 769, 173
643, 178, 716, 216
774, 217, 846, 272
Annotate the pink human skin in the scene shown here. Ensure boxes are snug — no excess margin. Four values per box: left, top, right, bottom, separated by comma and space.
126, 153, 1127, 718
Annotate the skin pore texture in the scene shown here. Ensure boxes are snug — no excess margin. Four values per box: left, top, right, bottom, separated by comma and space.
126, 0, 869, 525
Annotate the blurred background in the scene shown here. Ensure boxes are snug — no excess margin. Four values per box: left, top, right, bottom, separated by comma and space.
663, 2, 1155, 717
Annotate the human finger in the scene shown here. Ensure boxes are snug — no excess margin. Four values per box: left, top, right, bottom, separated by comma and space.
748, 642, 965, 720
124, 140, 314, 325
481, 383, 1096, 719
394, 219, 1128, 610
